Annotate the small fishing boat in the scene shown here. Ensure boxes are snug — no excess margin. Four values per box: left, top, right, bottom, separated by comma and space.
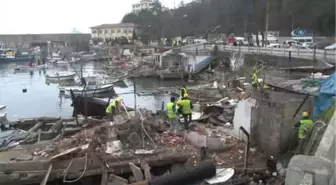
0, 105, 6, 110
45, 72, 76, 81
0, 49, 35, 62
14, 64, 47, 71
50, 58, 77, 65
63, 83, 115, 95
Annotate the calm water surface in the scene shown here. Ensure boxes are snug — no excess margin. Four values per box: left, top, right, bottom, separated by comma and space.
0, 61, 185, 121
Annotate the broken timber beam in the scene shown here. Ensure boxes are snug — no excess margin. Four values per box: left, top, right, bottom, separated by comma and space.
40, 164, 52, 185
0, 152, 189, 185
48, 119, 63, 133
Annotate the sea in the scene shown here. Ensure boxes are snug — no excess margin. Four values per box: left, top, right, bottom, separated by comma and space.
0, 61, 185, 121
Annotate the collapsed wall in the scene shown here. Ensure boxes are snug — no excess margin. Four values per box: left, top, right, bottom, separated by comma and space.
250, 91, 314, 156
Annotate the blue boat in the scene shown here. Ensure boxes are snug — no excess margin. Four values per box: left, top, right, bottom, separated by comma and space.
0, 49, 35, 62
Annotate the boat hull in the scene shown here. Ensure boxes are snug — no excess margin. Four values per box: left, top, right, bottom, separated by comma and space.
70, 94, 134, 118
62, 84, 115, 95
14, 64, 47, 71
0, 55, 34, 62
46, 74, 76, 81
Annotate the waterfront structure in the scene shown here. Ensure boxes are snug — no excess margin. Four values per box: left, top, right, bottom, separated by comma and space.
90, 23, 140, 41
132, 0, 155, 14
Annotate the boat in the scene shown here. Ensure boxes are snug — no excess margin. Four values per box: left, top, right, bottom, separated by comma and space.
0, 49, 35, 62
50, 58, 77, 65
14, 64, 47, 71
69, 92, 134, 118
0, 105, 7, 123
80, 52, 96, 61
45, 72, 76, 81
63, 83, 115, 95
0, 105, 6, 110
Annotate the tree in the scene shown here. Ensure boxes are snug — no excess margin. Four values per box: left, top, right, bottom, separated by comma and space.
121, 0, 335, 38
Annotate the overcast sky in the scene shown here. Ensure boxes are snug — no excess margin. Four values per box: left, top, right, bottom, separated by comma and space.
1, 0, 192, 34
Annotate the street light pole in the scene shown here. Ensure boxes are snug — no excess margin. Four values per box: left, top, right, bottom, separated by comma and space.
264, 0, 270, 45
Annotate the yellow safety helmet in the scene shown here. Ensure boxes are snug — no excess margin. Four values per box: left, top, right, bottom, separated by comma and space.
302, 111, 309, 117
183, 94, 189, 98
115, 97, 122, 103
178, 100, 183, 105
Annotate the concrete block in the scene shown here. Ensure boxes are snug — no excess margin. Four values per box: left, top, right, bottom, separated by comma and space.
105, 140, 123, 154
108, 174, 128, 185
185, 131, 207, 148
206, 137, 226, 151
129, 162, 144, 181
285, 155, 333, 185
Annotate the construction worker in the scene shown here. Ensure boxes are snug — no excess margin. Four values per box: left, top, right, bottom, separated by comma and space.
294, 111, 314, 153
252, 70, 258, 90
167, 97, 178, 134
177, 99, 184, 130
181, 85, 188, 99
105, 97, 122, 121
182, 94, 193, 130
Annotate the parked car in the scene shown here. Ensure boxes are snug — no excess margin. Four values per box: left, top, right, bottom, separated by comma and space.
283, 40, 305, 48
265, 40, 280, 48
309, 42, 334, 50
325, 43, 336, 50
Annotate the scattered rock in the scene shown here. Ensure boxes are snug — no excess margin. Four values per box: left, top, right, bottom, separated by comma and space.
127, 132, 142, 146
108, 174, 128, 185
129, 162, 144, 182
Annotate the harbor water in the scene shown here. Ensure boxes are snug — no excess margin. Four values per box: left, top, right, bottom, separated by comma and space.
0, 61, 185, 121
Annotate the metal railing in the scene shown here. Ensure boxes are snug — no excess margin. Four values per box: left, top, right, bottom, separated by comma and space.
213, 45, 336, 60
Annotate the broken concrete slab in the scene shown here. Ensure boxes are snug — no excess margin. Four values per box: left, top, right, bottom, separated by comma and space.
129, 162, 144, 182
185, 131, 207, 148
206, 137, 226, 152
105, 140, 123, 154
108, 174, 128, 185
285, 155, 333, 185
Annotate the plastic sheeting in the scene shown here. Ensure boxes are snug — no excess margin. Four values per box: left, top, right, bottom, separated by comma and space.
313, 72, 336, 118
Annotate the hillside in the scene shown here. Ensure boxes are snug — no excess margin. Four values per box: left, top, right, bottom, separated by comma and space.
122, 0, 335, 40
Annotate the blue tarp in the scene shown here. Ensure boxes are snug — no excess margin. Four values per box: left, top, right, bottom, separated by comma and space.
313, 72, 336, 118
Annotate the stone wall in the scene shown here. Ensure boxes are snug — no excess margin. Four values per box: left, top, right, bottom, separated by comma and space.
250, 91, 314, 156
285, 110, 336, 185
0, 34, 91, 52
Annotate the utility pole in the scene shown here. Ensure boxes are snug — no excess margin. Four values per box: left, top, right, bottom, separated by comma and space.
291, 13, 294, 31
264, 0, 270, 44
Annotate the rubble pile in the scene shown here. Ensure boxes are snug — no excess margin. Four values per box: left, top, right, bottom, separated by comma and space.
198, 97, 237, 125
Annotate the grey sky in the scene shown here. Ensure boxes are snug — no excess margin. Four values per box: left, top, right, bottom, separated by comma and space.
1, 0, 192, 34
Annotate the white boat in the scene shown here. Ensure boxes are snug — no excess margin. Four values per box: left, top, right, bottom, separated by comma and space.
45, 72, 76, 81
0, 105, 7, 123
0, 112, 7, 122
14, 64, 47, 71
50, 59, 77, 65
63, 83, 114, 95
0, 105, 6, 110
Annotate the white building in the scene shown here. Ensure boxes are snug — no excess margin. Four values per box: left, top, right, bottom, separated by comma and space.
90, 23, 141, 41
132, 0, 155, 14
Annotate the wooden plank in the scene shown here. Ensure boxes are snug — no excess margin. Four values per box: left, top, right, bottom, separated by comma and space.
101, 167, 108, 185
40, 164, 52, 185
28, 122, 43, 133
48, 119, 63, 133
